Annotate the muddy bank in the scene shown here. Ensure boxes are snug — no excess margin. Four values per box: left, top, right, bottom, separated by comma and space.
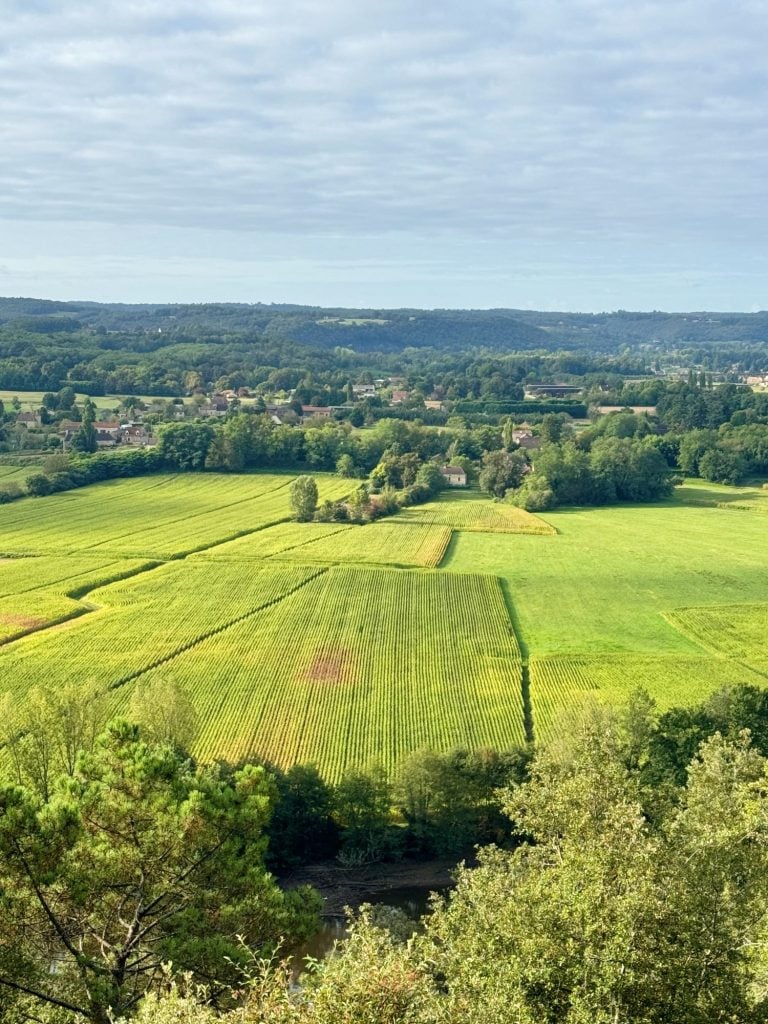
280, 857, 466, 918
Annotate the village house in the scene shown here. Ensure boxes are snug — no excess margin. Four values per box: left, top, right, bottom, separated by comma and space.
424, 400, 444, 411
440, 465, 467, 487
391, 390, 410, 404
15, 411, 42, 428
512, 429, 543, 451
301, 405, 333, 423
93, 421, 121, 437
122, 425, 156, 447
352, 383, 376, 398
198, 396, 229, 417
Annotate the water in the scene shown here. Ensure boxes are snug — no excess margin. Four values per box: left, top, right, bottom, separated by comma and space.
289, 884, 442, 978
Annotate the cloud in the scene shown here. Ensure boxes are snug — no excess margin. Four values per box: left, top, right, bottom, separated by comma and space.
1, 1, 767, 306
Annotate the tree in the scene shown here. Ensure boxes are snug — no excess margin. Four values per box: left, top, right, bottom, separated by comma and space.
478, 449, 527, 498
0, 681, 107, 800
289, 476, 319, 522
127, 677, 198, 750
70, 398, 97, 454
0, 721, 320, 1023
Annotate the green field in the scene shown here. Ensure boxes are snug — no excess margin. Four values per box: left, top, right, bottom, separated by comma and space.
443, 487, 768, 736
113, 567, 524, 776
394, 492, 557, 535
0, 473, 765, 773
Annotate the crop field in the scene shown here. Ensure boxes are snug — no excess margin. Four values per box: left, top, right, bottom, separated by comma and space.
0, 472, 351, 557
0, 473, 766, 772
396, 493, 556, 534
196, 520, 452, 568
443, 502, 768, 655
529, 653, 768, 738
113, 567, 525, 777
193, 521, 353, 560
276, 521, 453, 568
0, 561, 323, 710
443, 490, 768, 740
664, 603, 768, 661
0, 465, 38, 486
0, 554, 152, 643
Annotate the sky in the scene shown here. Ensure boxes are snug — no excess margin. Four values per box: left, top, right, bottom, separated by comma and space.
1, 0, 768, 312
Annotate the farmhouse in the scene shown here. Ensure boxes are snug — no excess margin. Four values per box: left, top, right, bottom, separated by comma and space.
391, 390, 410, 404
512, 429, 543, 451
440, 465, 467, 487
15, 411, 42, 428
93, 421, 121, 437
301, 405, 333, 422
122, 425, 156, 447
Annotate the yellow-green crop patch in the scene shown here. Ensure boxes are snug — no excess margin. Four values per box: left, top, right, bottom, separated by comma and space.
192, 521, 352, 560
274, 521, 452, 568
395, 493, 556, 534
112, 567, 525, 779
0, 561, 322, 711
0, 554, 152, 643
0, 472, 351, 558
529, 652, 767, 740
664, 603, 768, 661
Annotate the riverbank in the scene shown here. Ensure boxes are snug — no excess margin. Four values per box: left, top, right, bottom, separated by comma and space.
280, 856, 465, 919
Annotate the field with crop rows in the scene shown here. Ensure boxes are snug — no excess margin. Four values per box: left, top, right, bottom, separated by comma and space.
529, 652, 768, 739
276, 521, 453, 568
664, 603, 768, 661
0, 472, 766, 774
193, 521, 353, 560
0, 554, 152, 642
111, 567, 525, 777
0, 561, 323, 711
0, 472, 351, 557
396, 494, 556, 534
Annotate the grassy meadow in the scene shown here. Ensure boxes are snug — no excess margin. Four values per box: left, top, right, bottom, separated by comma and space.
0, 471, 765, 773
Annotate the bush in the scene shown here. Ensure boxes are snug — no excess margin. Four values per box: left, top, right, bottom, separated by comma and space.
0, 482, 22, 504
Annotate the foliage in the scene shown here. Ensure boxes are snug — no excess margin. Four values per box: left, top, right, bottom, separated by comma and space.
289, 476, 319, 522
0, 721, 320, 1023
478, 449, 528, 498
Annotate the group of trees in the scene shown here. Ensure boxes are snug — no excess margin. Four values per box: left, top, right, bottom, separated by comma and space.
0, 715, 321, 1024
510, 436, 673, 511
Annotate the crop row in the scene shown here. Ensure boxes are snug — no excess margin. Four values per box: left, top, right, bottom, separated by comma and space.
664, 603, 768, 661
529, 652, 768, 741
397, 497, 556, 535
0, 562, 322, 708
117, 567, 525, 778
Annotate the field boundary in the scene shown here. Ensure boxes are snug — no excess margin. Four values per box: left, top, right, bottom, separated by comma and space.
498, 578, 533, 743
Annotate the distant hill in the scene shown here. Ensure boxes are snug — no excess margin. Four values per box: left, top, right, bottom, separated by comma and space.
2, 297, 767, 353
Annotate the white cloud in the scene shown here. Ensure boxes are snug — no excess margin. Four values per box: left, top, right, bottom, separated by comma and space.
1, 0, 767, 306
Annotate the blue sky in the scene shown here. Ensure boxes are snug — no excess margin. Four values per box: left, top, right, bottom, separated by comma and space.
1, 0, 767, 311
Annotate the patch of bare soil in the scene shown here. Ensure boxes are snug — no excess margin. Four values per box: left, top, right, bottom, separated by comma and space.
0, 613, 47, 629
301, 648, 355, 685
